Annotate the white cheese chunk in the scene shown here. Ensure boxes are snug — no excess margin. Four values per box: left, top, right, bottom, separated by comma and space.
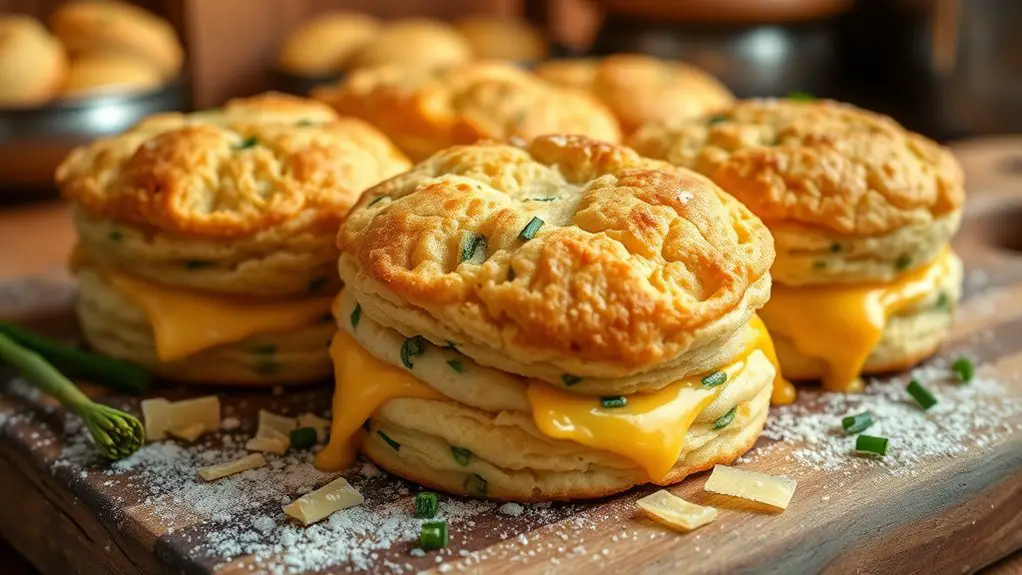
258, 409, 296, 437
245, 436, 288, 455
636, 490, 717, 531
141, 396, 221, 440
297, 412, 330, 443
703, 465, 797, 510
283, 477, 364, 525
167, 423, 207, 443
197, 454, 267, 481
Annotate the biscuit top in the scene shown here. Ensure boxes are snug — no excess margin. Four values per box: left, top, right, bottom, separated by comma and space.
313, 61, 621, 161
453, 16, 548, 62
535, 54, 735, 134
628, 99, 965, 236
347, 19, 472, 69
277, 12, 380, 74
338, 135, 774, 368
57, 93, 411, 238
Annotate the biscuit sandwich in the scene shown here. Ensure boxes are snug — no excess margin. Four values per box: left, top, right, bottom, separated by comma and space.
56, 93, 410, 384
315, 135, 791, 500
629, 99, 965, 392
534, 54, 734, 135
312, 61, 620, 162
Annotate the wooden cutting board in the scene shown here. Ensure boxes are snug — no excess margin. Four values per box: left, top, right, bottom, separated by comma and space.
2, 139, 1022, 575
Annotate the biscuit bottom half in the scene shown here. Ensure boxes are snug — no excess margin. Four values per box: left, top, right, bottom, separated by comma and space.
315, 292, 777, 501
761, 248, 963, 392
76, 267, 335, 385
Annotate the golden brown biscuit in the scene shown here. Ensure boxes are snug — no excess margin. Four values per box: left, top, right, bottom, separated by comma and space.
277, 12, 379, 75
0, 15, 67, 107
61, 52, 162, 97
313, 61, 622, 161
453, 16, 547, 62
535, 54, 734, 134
50, 1, 184, 78
347, 19, 472, 70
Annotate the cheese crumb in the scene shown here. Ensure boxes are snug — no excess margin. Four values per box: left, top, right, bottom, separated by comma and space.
197, 454, 267, 481
499, 502, 524, 517
168, 423, 207, 443
245, 436, 288, 455
636, 490, 717, 532
141, 396, 220, 440
704, 465, 797, 510
283, 477, 364, 525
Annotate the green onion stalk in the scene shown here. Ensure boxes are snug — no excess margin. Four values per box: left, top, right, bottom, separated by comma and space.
0, 333, 144, 459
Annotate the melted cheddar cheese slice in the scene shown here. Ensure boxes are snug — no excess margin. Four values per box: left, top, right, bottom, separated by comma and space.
104, 270, 333, 361
759, 249, 953, 392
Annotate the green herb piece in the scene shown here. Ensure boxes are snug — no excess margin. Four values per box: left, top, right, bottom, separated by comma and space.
251, 344, 277, 355
289, 427, 318, 450
812, 261, 827, 270
350, 304, 362, 329
401, 336, 426, 369
527, 197, 558, 202
561, 374, 582, 386
708, 114, 728, 125
841, 411, 874, 434
377, 430, 401, 451
701, 371, 727, 388
419, 520, 449, 551
855, 434, 889, 456
458, 232, 487, 264
507, 266, 516, 282
895, 255, 912, 271
414, 492, 439, 519
451, 446, 472, 466
601, 396, 627, 409
0, 322, 150, 394
519, 217, 544, 241
0, 333, 144, 459
252, 360, 279, 375
830, 242, 842, 253
906, 379, 938, 410
463, 473, 487, 496
185, 260, 212, 270
295, 119, 314, 127
788, 92, 816, 101
307, 276, 328, 293
713, 406, 738, 430
362, 418, 372, 431
108, 231, 123, 242
935, 292, 950, 310
237, 136, 259, 149
951, 357, 974, 383
367, 195, 387, 207
447, 359, 464, 373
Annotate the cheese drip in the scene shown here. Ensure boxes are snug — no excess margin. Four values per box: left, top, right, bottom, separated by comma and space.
759, 249, 953, 392
103, 270, 333, 361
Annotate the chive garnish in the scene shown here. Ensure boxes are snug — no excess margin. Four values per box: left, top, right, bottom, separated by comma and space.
708, 114, 728, 125
855, 434, 889, 456
108, 231, 123, 242
951, 357, 974, 383
307, 276, 328, 293
527, 197, 558, 202
251, 344, 277, 355
459, 232, 487, 264
447, 359, 464, 373
701, 371, 727, 388
841, 411, 874, 434
935, 292, 950, 310
713, 406, 738, 430
367, 195, 387, 207
400, 336, 426, 369
350, 304, 361, 329
812, 261, 826, 270
788, 91, 815, 101
830, 242, 842, 253
295, 119, 314, 127
419, 520, 449, 551
451, 446, 472, 466
237, 136, 259, 149
463, 473, 487, 495
377, 430, 401, 451
519, 217, 544, 241
289, 427, 318, 450
185, 260, 212, 270
601, 396, 627, 409
895, 255, 912, 270
414, 492, 439, 519
906, 379, 937, 410
561, 374, 581, 386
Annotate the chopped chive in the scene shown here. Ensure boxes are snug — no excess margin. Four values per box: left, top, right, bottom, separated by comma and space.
289, 427, 318, 450
377, 430, 400, 451
295, 119, 314, 127
906, 379, 938, 410
419, 520, 448, 551
463, 473, 487, 496
855, 434, 889, 456
935, 292, 950, 310
507, 266, 516, 281
788, 91, 815, 101
701, 371, 727, 388
600, 396, 627, 409
185, 260, 212, 270
527, 197, 558, 202
451, 446, 472, 466
251, 344, 277, 355
350, 304, 362, 329
561, 374, 581, 386
830, 242, 842, 253
362, 418, 371, 431
108, 231, 123, 242
401, 336, 426, 369
713, 406, 738, 430
895, 255, 912, 270
237, 136, 259, 149
519, 217, 544, 241
708, 114, 728, 125
367, 195, 387, 207
446, 359, 464, 373
841, 411, 874, 434
414, 492, 439, 519
951, 357, 974, 383
812, 261, 826, 270
459, 232, 487, 264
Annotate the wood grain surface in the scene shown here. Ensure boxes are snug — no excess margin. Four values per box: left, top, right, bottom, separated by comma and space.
1, 137, 1022, 575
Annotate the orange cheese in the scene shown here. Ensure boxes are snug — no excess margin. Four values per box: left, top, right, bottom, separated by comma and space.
104, 270, 333, 361
759, 249, 953, 392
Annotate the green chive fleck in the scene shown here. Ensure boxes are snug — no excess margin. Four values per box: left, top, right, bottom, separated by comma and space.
463, 473, 487, 496
350, 304, 362, 329
935, 292, 950, 310
527, 197, 558, 202
419, 520, 449, 551
307, 276, 328, 293
519, 217, 544, 241
251, 344, 277, 355
295, 119, 314, 127
895, 255, 912, 270
401, 336, 426, 369
601, 396, 627, 409
289, 427, 318, 450
830, 242, 842, 253
185, 260, 212, 270
951, 357, 974, 383
708, 114, 728, 125
447, 359, 464, 373
414, 492, 439, 519
367, 195, 387, 207
906, 379, 938, 410
713, 406, 738, 430
451, 446, 472, 466
812, 261, 827, 270
108, 231, 123, 242
701, 371, 727, 388
237, 136, 259, 149
841, 411, 874, 434
561, 374, 581, 386
855, 434, 889, 456
377, 430, 401, 451
788, 92, 816, 101
458, 232, 487, 264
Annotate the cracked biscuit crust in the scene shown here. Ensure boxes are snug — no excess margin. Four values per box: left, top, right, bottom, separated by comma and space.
338, 135, 774, 370
628, 99, 964, 237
